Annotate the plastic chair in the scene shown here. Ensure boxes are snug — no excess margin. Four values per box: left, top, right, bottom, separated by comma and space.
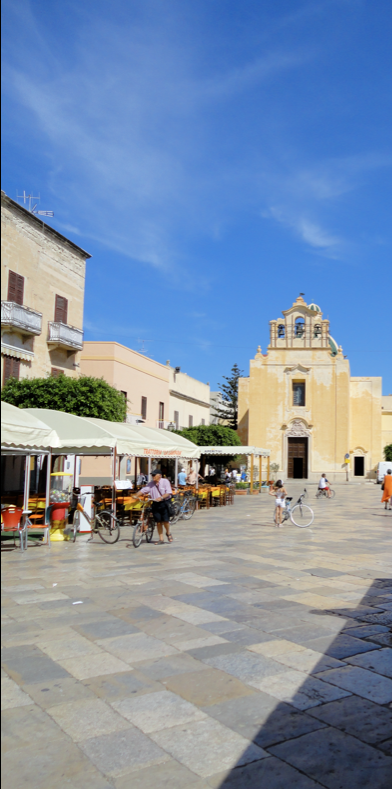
25, 507, 51, 546
1, 506, 27, 551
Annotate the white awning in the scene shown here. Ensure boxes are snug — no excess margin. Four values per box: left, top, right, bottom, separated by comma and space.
199, 445, 270, 457
1, 402, 59, 450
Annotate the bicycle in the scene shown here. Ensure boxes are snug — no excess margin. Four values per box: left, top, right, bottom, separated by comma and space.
316, 488, 336, 499
171, 490, 197, 524
132, 501, 155, 548
281, 491, 314, 528
71, 492, 121, 544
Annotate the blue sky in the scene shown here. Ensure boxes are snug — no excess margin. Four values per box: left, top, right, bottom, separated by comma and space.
2, 0, 391, 392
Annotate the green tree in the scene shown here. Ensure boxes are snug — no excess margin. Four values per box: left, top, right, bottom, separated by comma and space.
1, 375, 127, 422
384, 444, 392, 462
175, 424, 242, 468
213, 363, 244, 430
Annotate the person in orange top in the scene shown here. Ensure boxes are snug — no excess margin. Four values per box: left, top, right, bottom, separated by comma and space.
381, 469, 392, 510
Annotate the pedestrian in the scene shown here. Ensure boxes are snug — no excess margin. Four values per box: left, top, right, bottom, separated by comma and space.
187, 466, 204, 485
178, 468, 187, 487
268, 479, 288, 527
135, 470, 173, 544
241, 469, 247, 482
381, 469, 392, 510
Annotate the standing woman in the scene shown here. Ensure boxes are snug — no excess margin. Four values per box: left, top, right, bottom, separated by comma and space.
269, 479, 288, 527
381, 469, 392, 510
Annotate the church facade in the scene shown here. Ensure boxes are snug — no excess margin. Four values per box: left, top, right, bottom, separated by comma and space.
238, 295, 388, 482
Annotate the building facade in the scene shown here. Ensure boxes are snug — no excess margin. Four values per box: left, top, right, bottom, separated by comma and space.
169, 366, 210, 430
238, 296, 384, 481
1, 191, 90, 384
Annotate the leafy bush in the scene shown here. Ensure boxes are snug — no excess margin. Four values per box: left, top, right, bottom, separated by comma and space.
1, 375, 127, 422
175, 423, 242, 466
384, 444, 392, 462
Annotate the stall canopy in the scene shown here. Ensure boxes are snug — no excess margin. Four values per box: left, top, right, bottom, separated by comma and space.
25, 409, 200, 459
1, 402, 59, 452
199, 445, 270, 457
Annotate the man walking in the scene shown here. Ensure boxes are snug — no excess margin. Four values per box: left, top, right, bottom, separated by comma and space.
136, 470, 173, 544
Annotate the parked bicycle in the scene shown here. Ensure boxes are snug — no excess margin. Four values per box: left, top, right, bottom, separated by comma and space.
316, 488, 336, 499
71, 492, 120, 544
282, 491, 314, 527
132, 502, 155, 548
171, 490, 197, 524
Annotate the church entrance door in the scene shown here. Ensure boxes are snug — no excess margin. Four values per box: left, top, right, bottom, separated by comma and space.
288, 438, 308, 479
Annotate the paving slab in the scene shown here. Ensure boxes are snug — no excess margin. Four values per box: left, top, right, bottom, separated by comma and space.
47, 697, 130, 741
308, 695, 392, 745
314, 665, 392, 704
164, 667, 254, 706
345, 647, 392, 678
79, 727, 170, 777
112, 689, 206, 731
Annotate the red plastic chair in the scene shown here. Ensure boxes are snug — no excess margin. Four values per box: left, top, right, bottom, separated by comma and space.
1, 507, 27, 550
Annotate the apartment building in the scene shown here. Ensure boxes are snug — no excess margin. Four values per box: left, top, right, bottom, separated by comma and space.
1, 191, 90, 384
169, 365, 210, 430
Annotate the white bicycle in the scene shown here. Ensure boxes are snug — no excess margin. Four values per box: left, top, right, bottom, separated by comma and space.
282, 491, 314, 528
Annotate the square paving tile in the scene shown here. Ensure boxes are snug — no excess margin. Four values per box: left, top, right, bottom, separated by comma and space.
269, 727, 392, 788
303, 634, 381, 659
345, 647, 392, 678
203, 691, 327, 747
150, 717, 268, 778
207, 754, 324, 788
253, 669, 351, 710
73, 618, 141, 640
112, 689, 206, 731
314, 665, 392, 704
83, 670, 161, 701
164, 667, 254, 707
187, 642, 245, 661
47, 697, 130, 741
1, 738, 113, 789
308, 695, 392, 745
58, 652, 131, 680
21, 677, 96, 708
135, 653, 209, 680
35, 635, 102, 661
2, 703, 65, 752
79, 727, 170, 777
273, 648, 346, 674
96, 632, 180, 663
1, 648, 71, 685
113, 759, 209, 789
1, 677, 33, 710
204, 651, 287, 684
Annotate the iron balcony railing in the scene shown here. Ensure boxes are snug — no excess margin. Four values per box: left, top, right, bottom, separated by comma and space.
47, 321, 83, 351
1, 301, 42, 336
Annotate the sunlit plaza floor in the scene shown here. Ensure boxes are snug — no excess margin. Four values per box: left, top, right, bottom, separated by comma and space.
2, 483, 392, 788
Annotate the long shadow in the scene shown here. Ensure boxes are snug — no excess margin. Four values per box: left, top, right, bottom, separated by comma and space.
208, 578, 392, 788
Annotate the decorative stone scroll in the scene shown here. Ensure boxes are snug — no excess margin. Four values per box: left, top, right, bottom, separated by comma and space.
285, 419, 311, 438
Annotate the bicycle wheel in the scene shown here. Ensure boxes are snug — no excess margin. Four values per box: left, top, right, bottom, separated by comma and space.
73, 510, 80, 543
132, 521, 144, 548
182, 498, 196, 520
145, 518, 155, 543
329, 489, 336, 499
291, 503, 314, 528
170, 501, 181, 525
96, 511, 120, 543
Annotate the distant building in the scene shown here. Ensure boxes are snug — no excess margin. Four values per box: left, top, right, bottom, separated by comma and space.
1, 190, 90, 384
168, 364, 210, 430
210, 391, 231, 425
238, 295, 386, 481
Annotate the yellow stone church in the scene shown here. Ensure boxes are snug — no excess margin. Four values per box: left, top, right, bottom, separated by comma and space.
238, 296, 391, 482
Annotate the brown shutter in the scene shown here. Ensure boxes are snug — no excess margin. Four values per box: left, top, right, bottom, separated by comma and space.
55, 295, 68, 323
3, 356, 20, 384
8, 271, 24, 305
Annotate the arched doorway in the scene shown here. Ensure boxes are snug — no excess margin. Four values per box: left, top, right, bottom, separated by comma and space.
285, 419, 311, 479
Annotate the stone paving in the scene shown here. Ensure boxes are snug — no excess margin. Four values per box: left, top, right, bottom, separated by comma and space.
1, 483, 392, 788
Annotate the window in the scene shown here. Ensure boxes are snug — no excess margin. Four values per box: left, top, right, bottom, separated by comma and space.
159, 402, 165, 421
3, 356, 20, 384
201, 419, 205, 425
277, 324, 285, 338
293, 381, 305, 407
174, 410, 179, 429
51, 367, 64, 378
189, 415, 193, 427
54, 295, 68, 324
141, 396, 147, 420
121, 390, 127, 403
8, 271, 24, 305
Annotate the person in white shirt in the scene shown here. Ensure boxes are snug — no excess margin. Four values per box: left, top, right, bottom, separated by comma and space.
318, 474, 331, 497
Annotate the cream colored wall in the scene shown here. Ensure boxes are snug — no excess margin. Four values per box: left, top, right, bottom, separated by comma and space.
349, 377, 382, 476
169, 367, 210, 428
1, 194, 88, 381
80, 341, 170, 428
381, 396, 392, 450
237, 379, 249, 443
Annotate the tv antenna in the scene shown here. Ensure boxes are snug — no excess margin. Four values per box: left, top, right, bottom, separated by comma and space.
137, 338, 148, 354
16, 191, 54, 217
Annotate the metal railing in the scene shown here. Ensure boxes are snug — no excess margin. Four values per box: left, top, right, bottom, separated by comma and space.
1, 301, 42, 335
47, 321, 83, 351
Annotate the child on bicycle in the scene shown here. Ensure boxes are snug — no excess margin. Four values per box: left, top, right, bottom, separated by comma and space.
269, 479, 288, 527
318, 474, 331, 497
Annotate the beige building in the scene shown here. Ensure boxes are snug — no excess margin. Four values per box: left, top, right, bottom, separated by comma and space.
382, 395, 392, 451
1, 191, 90, 384
169, 366, 210, 430
238, 295, 385, 482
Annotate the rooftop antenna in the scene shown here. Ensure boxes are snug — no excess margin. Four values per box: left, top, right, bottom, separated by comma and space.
16, 190, 54, 217
137, 338, 148, 354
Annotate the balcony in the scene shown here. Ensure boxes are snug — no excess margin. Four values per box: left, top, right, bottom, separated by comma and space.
156, 420, 176, 430
1, 301, 42, 336
47, 322, 83, 352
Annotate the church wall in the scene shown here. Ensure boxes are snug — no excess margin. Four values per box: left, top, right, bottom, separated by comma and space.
237, 377, 249, 444
350, 377, 383, 476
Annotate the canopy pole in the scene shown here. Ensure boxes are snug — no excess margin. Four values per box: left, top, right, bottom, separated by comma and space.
250, 454, 254, 494
259, 455, 261, 491
112, 447, 117, 517
45, 450, 52, 519
175, 458, 178, 489
267, 455, 270, 483
196, 460, 199, 491
23, 454, 31, 513
148, 457, 151, 480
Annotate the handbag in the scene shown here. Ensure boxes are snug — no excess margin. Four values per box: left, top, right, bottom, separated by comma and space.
157, 483, 175, 518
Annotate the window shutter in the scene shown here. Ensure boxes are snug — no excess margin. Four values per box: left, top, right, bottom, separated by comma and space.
3, 356, 20, 384
51, 368, 64, 378
55, 295, 68, 323
8, 271, 24, 305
